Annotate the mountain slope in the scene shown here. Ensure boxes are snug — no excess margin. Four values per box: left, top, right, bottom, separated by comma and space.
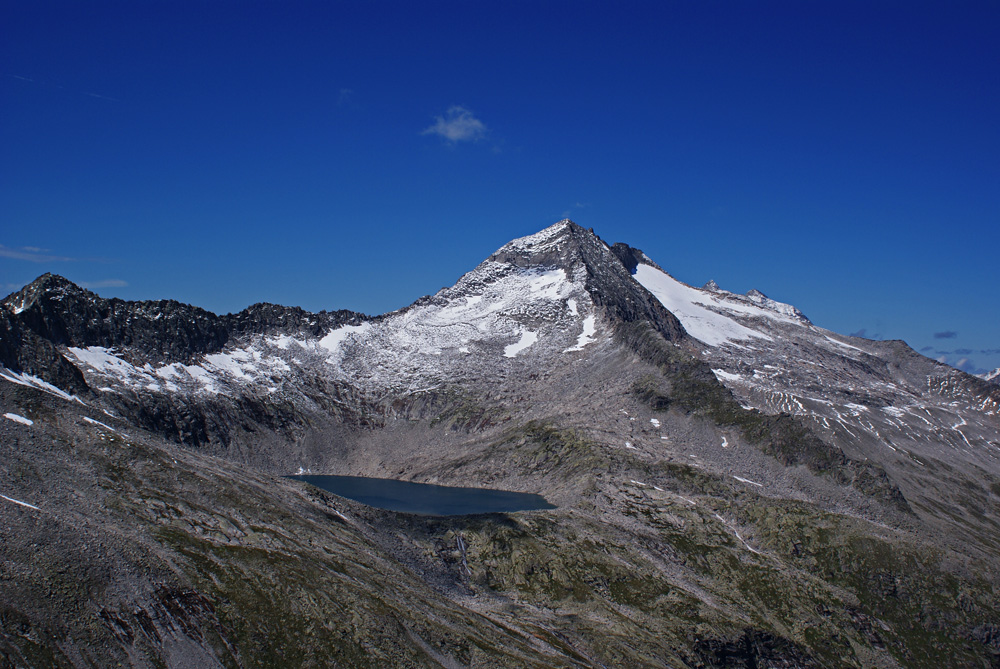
621, 249, 1000, 557
2, 220, 999, 667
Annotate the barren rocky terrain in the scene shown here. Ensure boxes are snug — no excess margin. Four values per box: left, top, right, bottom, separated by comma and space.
2, 221, 999, 667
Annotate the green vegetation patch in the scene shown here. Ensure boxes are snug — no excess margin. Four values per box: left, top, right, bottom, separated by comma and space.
491, 420, 609, 477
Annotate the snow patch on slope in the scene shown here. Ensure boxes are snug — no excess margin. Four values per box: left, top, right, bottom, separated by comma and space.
67, 344, 297, 396
4, 412, 33, 426
564, 315, 596, 352
271, 334, 309, 350
0, 368, 84, 404
505, 331, 539, 357
204, 352, 253, 380
70, 347, 192, 393
0, 492, 40, 511
634, 265, 773, 346
526, 270, 567, 299
334, 264, 585, 378
156, 362, 219, 393
712, 369, 743, 383
83, 416, 118, 433
824, 335, 864, 353
319, 323, 371, 357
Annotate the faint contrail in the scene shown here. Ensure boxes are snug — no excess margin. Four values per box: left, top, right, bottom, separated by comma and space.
6, 73, 120, 102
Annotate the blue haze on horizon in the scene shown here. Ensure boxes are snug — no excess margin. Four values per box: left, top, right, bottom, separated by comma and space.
2, 2, 998, 373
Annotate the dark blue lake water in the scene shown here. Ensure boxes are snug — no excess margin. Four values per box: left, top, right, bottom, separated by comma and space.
287, 474, 556, 516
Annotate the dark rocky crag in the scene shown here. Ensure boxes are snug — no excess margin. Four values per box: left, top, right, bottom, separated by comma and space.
3, 273, 369, 369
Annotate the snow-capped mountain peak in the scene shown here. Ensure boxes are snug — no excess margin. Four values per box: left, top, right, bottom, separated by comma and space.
3, 221, 1000, 667
3, 222, 996, 466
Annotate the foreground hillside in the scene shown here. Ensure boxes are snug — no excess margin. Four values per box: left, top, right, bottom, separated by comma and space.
2, 221, 999, 667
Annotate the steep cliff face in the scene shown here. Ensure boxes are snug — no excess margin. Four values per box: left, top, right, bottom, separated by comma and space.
2, 221, 999, 667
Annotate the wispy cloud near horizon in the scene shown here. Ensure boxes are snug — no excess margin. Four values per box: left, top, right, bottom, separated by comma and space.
337, 88, 355, 106
422, 106, 488, 143
0, 245, 75, 263
929, 347, 1000, 356
7, 74, 120, 102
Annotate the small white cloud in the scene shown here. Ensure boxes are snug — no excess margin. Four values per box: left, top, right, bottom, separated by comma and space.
422, 106, 488, 143
84, 91, 120, 102
0, 245, 75, 262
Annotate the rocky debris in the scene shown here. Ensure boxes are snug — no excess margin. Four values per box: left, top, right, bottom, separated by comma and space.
224, 302, 369, 338
690, 629, 821, 668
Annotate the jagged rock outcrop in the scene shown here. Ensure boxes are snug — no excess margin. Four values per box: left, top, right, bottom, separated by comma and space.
0, 306, 89, 394
4, 273, 230, 364
2, 274, 370, 370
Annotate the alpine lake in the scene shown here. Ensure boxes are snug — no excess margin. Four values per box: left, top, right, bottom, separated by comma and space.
287, 474, 556, 516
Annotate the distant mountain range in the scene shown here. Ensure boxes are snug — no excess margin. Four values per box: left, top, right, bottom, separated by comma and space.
2, 220, 998, 667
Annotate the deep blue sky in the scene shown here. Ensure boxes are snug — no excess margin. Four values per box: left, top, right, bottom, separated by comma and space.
2, 1, 998, 373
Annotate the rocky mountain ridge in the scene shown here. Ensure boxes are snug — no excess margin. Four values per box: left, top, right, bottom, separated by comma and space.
2, 220, 999, 667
